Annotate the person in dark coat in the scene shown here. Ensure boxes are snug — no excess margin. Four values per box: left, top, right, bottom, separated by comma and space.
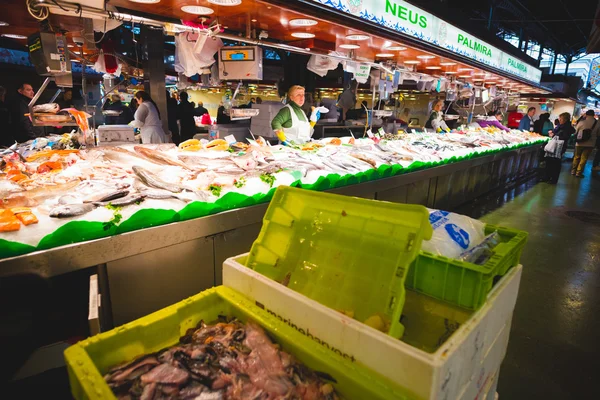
166, 91, 180, 145
543, 112, 575, 184
103, 94, 134, 125
194, 101, 209, 118
9, 83, 44, 143
177, 91, 197, 142
0, 86, 13, 146
216, 102, 230, 124
56, 89, 74, 110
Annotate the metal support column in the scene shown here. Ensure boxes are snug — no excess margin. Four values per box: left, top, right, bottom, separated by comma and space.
564, 55, 571, 75
551, 53, 558, 75
518, 28, 523, 51
142, 25, 169, 137
487, 2, 494, 30
537, 46, 544, 66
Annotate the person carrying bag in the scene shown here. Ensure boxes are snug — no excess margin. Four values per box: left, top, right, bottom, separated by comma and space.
572, 110, 599, 177
542, 112, 574, 184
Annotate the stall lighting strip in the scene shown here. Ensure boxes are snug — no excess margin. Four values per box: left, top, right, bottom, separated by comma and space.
33, 0, 526, 90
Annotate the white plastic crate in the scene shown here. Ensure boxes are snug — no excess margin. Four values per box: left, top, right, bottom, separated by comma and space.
223, 255, 522, 400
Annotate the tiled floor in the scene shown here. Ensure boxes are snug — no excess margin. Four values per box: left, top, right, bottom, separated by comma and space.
457, 158, 600, 399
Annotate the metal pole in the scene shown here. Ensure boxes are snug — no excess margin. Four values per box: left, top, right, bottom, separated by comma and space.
551, 53, 558, 74
28, 77, 51, 126
487, 2, 494, 30
518, 28, 523, 51
564, 55, 571, 75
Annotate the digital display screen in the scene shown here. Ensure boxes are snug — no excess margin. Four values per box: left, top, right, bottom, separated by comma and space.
221, 48, 255, 61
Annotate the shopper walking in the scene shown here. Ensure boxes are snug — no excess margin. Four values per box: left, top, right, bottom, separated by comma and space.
9, 83, 44, 143
571, 110, 599, 178
518, 107, 536, 131
177, 91, 197, 142
543, 112, 575, 184
131, 91, 167, 144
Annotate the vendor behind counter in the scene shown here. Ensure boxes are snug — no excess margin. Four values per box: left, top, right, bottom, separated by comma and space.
425, 99, 450, 132
271, 85, 313, 144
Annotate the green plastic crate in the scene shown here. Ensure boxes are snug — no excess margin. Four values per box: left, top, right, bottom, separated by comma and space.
245, 186, 433, 339
64, 286, 411, 400
406, 224, 528, 309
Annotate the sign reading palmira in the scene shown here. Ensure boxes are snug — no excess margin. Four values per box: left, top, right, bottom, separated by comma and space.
311, 0, 542, 83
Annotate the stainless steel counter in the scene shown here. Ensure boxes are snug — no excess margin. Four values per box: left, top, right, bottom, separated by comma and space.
0, 144, 542, 327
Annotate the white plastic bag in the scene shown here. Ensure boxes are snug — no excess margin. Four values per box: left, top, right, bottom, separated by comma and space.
93, 50, 107, 74
175, 33, 222, 77
544, 137, 564, 158
544, 138, 557, 153
307, 55, 339, 77
193, 34, 223, 68
421, 209, 487, 259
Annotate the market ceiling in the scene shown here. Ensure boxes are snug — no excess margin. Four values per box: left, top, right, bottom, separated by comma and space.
406, 0, 595, 57
1, 0, 550, 93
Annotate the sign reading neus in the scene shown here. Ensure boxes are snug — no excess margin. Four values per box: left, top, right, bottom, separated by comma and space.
310, 0, 542, 83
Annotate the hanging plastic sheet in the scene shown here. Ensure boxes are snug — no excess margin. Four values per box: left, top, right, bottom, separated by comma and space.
307, 55, 340, 77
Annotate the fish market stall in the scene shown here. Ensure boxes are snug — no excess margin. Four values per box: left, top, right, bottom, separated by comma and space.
1, 0, 552, 329
1, 127, 544, 326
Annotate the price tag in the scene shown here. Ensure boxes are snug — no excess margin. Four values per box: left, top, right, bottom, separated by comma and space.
378, 127, 386, 136
366, 130, 374, 138
224, 135, 236, 144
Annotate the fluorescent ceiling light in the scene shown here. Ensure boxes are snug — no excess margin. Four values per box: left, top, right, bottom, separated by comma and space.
416, 55, 435, 59
439, 62, 456, 66
386, 46, 407, 51
403, 60, 420, 64
376, 53, 394, 57
339, 44, 360, 49
458, 68, 473, 71
129, 0, 160, 3
289, 19, 318, 27
346, 34, 370, 41
459, 75, 472, 78
474, 72, 486, 76
291, 32, 315, 38
1, 33, 26, 39
445, 71, 458, 74
208, 0, 242, 5
426, 66, 441, 69
181, 5, 214, 14
0, 21, 8, 27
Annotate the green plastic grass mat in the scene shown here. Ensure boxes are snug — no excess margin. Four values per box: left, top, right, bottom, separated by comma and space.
0, 141, 545, 258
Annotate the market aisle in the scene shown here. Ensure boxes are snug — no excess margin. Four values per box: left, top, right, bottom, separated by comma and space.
459, 160, 600, 399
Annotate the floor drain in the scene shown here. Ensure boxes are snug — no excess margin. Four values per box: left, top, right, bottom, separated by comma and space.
564, 211, 600, 225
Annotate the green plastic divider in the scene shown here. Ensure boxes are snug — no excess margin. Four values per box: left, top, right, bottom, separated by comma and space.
0, 239, 36, 259
0, 141, 546, 258
37, 221, 117, 251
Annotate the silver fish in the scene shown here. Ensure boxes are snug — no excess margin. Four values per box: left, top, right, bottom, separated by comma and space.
58, 195, 82, 205
95, 194, 145, 207
50, 203, 95, 218
139, 188, 190, 202
132, 166, 185, 193
84, 190, 130, 203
